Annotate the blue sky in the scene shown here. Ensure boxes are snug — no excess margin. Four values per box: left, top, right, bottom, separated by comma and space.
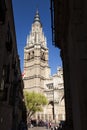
12, 0, 62, 75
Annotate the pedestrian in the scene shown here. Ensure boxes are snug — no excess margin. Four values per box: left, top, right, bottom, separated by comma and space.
49, 121, 51, 128
45, 120, 48, 129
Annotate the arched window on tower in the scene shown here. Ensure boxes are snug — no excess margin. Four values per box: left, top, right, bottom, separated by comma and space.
31, 51, 34, 59
27, 52, 30, 60
41, 52, 45, 61
27, 51, 34, 60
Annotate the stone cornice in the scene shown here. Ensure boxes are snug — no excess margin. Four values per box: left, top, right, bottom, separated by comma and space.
23, 75, 46, 80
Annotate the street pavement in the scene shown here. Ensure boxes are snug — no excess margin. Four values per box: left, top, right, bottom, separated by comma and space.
27, 122, 59, 130
28, 126, 50, 130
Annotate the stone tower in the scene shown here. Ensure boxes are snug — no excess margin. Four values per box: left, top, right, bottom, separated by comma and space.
23, 10, 50, 93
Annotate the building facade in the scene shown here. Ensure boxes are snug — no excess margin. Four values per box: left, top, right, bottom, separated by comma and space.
0, 0, 26, 130
50, 0, 87, 130
23, 10, 65, 123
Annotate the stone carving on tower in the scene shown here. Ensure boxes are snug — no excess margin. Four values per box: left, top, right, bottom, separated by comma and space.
23, 10, 50, 93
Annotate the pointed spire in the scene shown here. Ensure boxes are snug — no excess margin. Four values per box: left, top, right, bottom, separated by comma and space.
34, 9, 41, 24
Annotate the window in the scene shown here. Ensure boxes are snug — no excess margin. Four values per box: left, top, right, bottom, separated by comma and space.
27, 52, 30, 60
0, 69, 5, 91
0, 66, 9, 101
41, 52, 45, 61
47, 83, 53, 89
27, 51, 34, 60
31, 51, 34, 59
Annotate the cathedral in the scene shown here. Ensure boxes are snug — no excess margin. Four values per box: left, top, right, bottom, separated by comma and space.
23, 10, 65, 123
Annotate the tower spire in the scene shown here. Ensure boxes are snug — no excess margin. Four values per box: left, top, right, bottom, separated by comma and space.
34, 9, 41, 24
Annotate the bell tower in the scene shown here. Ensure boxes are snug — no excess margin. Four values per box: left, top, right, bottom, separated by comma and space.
23, 10, 50, 93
